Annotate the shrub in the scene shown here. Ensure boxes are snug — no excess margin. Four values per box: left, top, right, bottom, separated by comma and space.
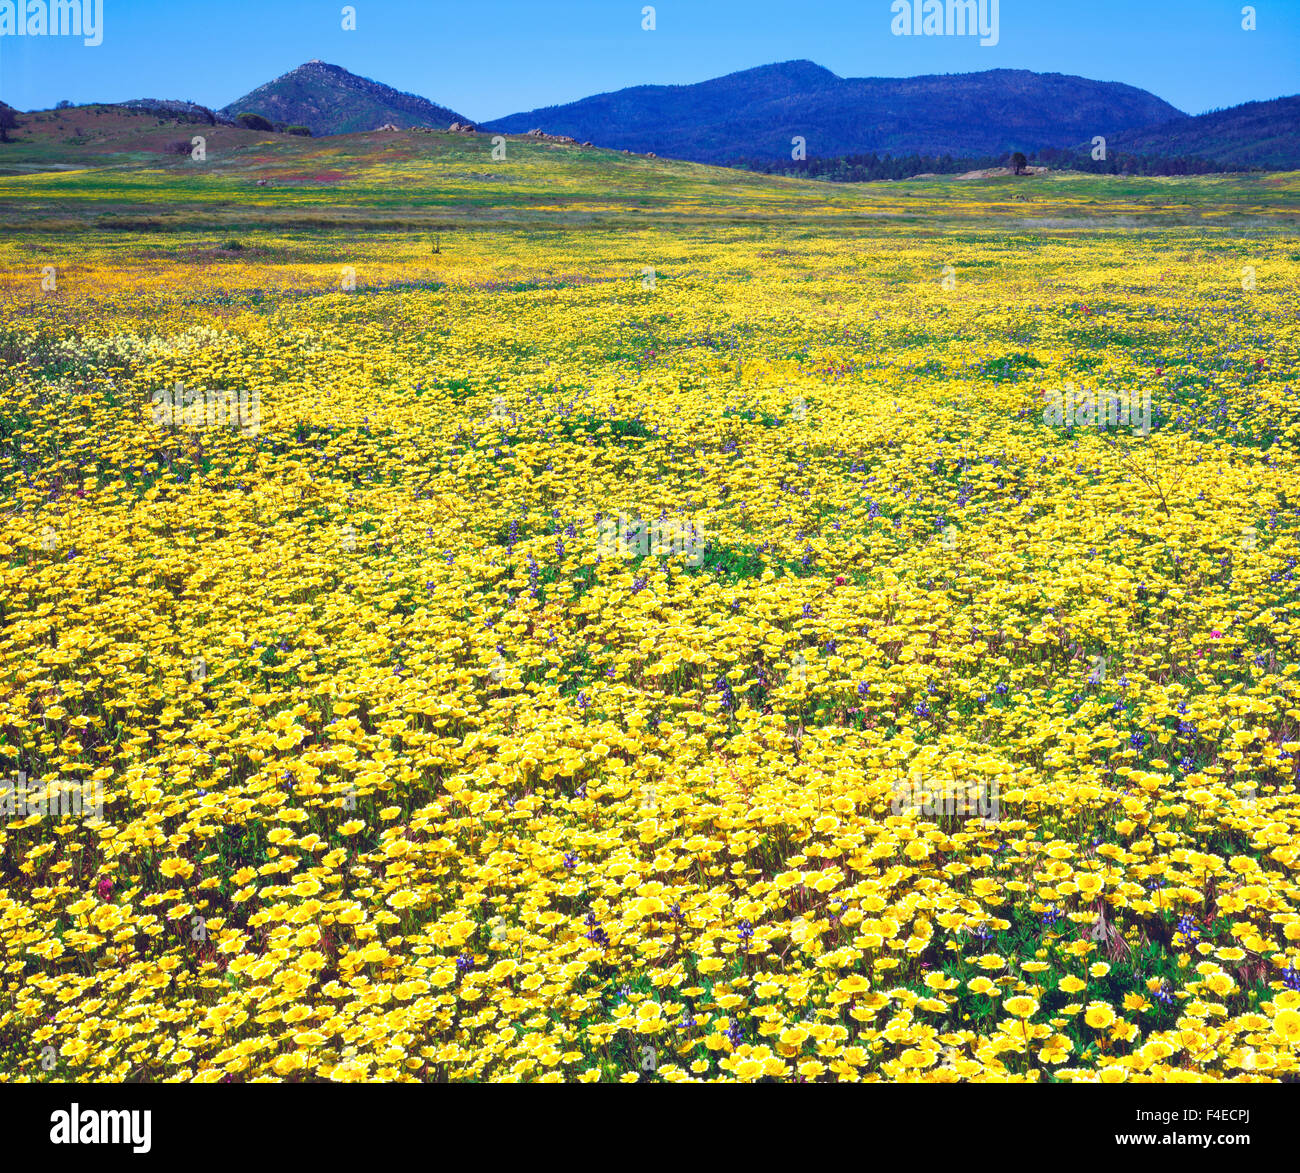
236, 112, 274, 132
284, 125, 312, 137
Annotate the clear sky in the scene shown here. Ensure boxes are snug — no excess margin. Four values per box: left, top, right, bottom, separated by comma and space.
0, 0, 1296, 118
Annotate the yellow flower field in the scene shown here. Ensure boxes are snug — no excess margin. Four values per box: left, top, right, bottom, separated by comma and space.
2, 175, 1300, 1082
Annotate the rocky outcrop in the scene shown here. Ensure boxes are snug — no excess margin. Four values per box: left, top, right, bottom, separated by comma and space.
524, 127, 577, 144
118, 99, 232, 126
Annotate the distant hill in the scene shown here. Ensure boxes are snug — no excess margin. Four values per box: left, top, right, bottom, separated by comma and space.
6, 57, 1293, 170
482, 61, 1186, 162
1104, 94, 1300, 169
0, 104, 302, 173
219, 60, 468, 137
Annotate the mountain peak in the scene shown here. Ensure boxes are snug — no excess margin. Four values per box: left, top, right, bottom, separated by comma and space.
219, 61, 468, 136
733, 59, 840, 83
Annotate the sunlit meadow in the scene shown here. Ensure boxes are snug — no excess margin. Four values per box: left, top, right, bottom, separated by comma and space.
2, 137, 1299, 1082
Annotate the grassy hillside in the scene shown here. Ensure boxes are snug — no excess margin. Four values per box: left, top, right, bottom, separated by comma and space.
0, 104, 294, 175
1, 119, 1298, 240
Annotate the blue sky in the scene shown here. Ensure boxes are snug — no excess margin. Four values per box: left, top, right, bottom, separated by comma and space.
0, 0, 1296, 118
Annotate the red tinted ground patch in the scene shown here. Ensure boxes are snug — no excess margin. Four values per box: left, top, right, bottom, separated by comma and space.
271, 171, 350, 183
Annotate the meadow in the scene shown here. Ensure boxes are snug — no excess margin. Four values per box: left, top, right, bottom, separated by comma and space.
1, 130, 1299, 1081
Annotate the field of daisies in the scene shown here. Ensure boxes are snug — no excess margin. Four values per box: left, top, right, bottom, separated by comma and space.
2, 159, 1300, 1081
